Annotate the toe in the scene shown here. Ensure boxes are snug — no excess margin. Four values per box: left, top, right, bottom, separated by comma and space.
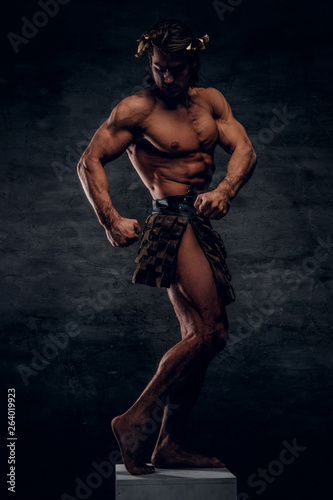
130, 462, 155, 475
144, 464, 155, 474
213, 458, 225, 467
139, 462, 155, 474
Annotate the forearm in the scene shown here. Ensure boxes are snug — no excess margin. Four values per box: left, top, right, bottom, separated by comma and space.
77, 155, 120, 229
216, 144, 257, 200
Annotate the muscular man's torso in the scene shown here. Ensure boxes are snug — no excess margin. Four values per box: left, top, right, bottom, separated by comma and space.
125, 87, 221, 199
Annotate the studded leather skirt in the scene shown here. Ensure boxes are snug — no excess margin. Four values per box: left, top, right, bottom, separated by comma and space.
132, 191, 236, 306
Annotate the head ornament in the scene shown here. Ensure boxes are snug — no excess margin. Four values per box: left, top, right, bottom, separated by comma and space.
135, 33, 209, 58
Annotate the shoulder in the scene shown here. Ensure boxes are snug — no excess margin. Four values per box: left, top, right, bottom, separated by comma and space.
192, 87, 232, 120
108, 89, 156, 131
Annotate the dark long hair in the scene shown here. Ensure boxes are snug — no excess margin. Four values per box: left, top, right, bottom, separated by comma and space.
136, 19, 209, 87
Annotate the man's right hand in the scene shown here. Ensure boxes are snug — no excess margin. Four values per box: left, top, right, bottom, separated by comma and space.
104, 216, 141, 248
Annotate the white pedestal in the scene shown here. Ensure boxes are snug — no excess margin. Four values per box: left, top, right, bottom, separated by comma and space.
116, 464, 237, 500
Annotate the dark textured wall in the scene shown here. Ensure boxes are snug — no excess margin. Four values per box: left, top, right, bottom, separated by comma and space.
1, 0, 333, 499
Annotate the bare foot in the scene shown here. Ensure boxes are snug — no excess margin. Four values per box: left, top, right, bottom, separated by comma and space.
152, 439, 225, 469
111, 415, 155, 475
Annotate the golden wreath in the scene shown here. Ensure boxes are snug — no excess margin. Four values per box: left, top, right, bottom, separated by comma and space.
135, 33, 209, 58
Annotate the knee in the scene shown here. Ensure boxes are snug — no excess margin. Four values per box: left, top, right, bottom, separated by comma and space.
203, 323, 229, 354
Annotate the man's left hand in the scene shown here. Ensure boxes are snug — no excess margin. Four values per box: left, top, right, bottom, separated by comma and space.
194, 188, 231, 220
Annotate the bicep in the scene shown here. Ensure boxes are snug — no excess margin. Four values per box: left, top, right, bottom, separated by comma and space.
81, 94, 151, 167
83, 118, 134, 166
217, 115, 253, 154
209, 89, 253, 154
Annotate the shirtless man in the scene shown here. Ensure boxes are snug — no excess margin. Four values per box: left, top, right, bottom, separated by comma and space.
77, 19, 257, 475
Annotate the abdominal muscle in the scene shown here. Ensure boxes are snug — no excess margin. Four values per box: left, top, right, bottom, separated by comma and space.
127, 146, 216, 200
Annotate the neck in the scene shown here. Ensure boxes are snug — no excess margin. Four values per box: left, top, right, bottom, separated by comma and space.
152, 86, 191, 108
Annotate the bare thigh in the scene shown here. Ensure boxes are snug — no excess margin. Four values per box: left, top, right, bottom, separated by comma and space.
168, 222, 229, 339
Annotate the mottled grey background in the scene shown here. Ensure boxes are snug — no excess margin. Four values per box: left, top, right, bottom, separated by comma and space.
1, 0, 333, 499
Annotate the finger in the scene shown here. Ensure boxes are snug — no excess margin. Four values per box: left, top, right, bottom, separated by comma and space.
208, 207, 222, 219
134, 222, 141, 234
204, 208, 216, 218
121, 240, 133, 248
212, 205, 229, 220
201, 201, 219, 217
130, 228, 140, 239
198, 200, 211, 214
193, 194, 203, 209
123, 237, 137, 248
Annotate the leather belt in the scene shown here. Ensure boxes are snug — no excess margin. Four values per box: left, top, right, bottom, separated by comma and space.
152, 190, 200, 217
